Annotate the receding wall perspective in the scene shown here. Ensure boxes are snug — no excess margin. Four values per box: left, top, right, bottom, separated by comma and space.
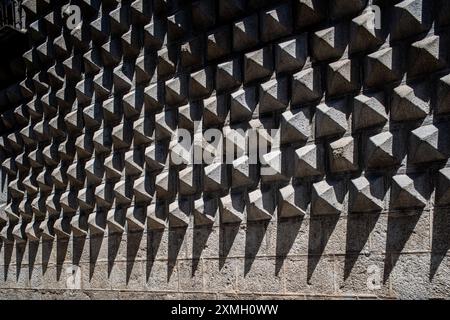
1, 0, 450, 300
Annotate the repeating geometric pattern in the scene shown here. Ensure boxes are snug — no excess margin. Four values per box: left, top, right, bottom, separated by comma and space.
0, 0, 450, 249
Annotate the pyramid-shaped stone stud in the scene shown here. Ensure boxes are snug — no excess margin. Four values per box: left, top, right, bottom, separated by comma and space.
82, 102, 102, 129
102, 97, 123, 124
280, 108, 310, 144
294, 0, 326, 29
144, 82, 164, 112
106, 207, 125, 233
125, 149, 144, 176
104, 153, 124, 181
366, 132, 397, 168
121, 25, 142, 58
155, 170, 173, 199
230, 87, 257, 123
312, 180, 343, 215
60, 189, 78, 213
75, 133, 93, 159
93, 71, 112, 101
109, 4, 130, 36
75, 78, 94, 106
315, 100, 348, 138
329, 137, 358, 173
93, 129, 112, 154
180, 38, 203, 68
133, 176, 153, 204
353, 93, 387, 131
53, 34, 71, 59
364, 47, 403, 88
202, 95, 229, 127
135, 55, 155, 85
85, 157, 104, 186
123, 89, 144, 119
131, 0, 152, 24
391, 0, 431, 41
112, 123, 133, 149
204, 162, 228, 192
12, 220, 27, 243
25, 219, 43, 242
113, 63, 133, 94
261, 150, 288, 182
9, 178, 24, 199
220, 193, 245, 223
409, 125, 446, 164
88, 212, 107, 235
165, 77, 188, 107
193, 197, 217, 226
247, 189, 274, 222
133, 117, 154, 146
95, 183, 114, 209
294, 144, 324, 177
167, 10, 189, 40
391, 174, 427, 209
218, 0, 245, 21
259, 77, 288, 114
275, 34, 308, 74
233, 14, 258, 52
436, 74, 450, 115
207, 26, 231, 61
179, 166, 198, 196
409, 35, 447, 77
100, 40, 122, 67
232, 155, 257, 189
243, 47, 273, 84
260, 4, 292, 42
144, 143, 167, 172
157, 47, 176, 79
64, 55, 83, 80
327, 59, 360, 96
83, 49, 103, 76
147, 201, 167, 230
350, 8, 384, 53
391, 84, 429, 121
278, 185, 306, 218
90, 14, 110, 44
71, 212, 88, 237
144, 17, 166, 49
78, 187, 95, 210
52, 165, 68, 189
436, 168, 450, 205
189, 68, 213, 100
349, 176, 384, 213
312, 24, 348, 61
291, 67, 322, 105
126, 206, 147, 231
53, 215, 72, 239
216, 59, 242, 92
437, 0, 450, 26
168, 200, 190, 228
155, 111, 175, 141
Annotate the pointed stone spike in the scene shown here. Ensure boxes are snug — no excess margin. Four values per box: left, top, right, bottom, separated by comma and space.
147, 202, 167, 230
204, 163, 228, 192
168, 200, 190, 228
207, 26, 231, 61
233, 14, 259, 52
291, 67, 322, 105
278, 185, 306, 218
260, 4, 292, 42
259, 77, 288, 114
353, 93, 387, 130
350, 9, 384, 53
349, 176, 384, 213
193, 197, 217, 226
230, 87, 256, 123
366, 132, 397, 168
409, 35, 446, 77
275, 34, 308, 74
312, 180, 343, 215
391, 0, 431, 41
243, 47, 273, 84
436, 168, 450, 205
280, 108, 310, 144
216, 59, 242, 93
409, 125, 446, 164
312, 24, 348, 61
315, 100, 348, 138
126, 206, 147, 231
391, 174, 427, 209
232, 155, 256, 189
247, 189, 274, 221
295, 0, 326, 29
327, 59, 360, 96
329, 136, 358, 173
220, 193, 245, 224
391, 85, 429, 121
294, 144, 324, 177
133, 176, 153, 204
364, 47, 403, 88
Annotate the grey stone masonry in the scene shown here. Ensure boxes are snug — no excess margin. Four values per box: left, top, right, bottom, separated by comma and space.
1, 0, 450, 300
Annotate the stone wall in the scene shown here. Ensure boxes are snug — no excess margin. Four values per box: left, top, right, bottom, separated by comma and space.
1, 0, 450, 299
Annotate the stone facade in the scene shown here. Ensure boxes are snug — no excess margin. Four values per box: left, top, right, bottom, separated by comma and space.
1, 0, 450, 299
